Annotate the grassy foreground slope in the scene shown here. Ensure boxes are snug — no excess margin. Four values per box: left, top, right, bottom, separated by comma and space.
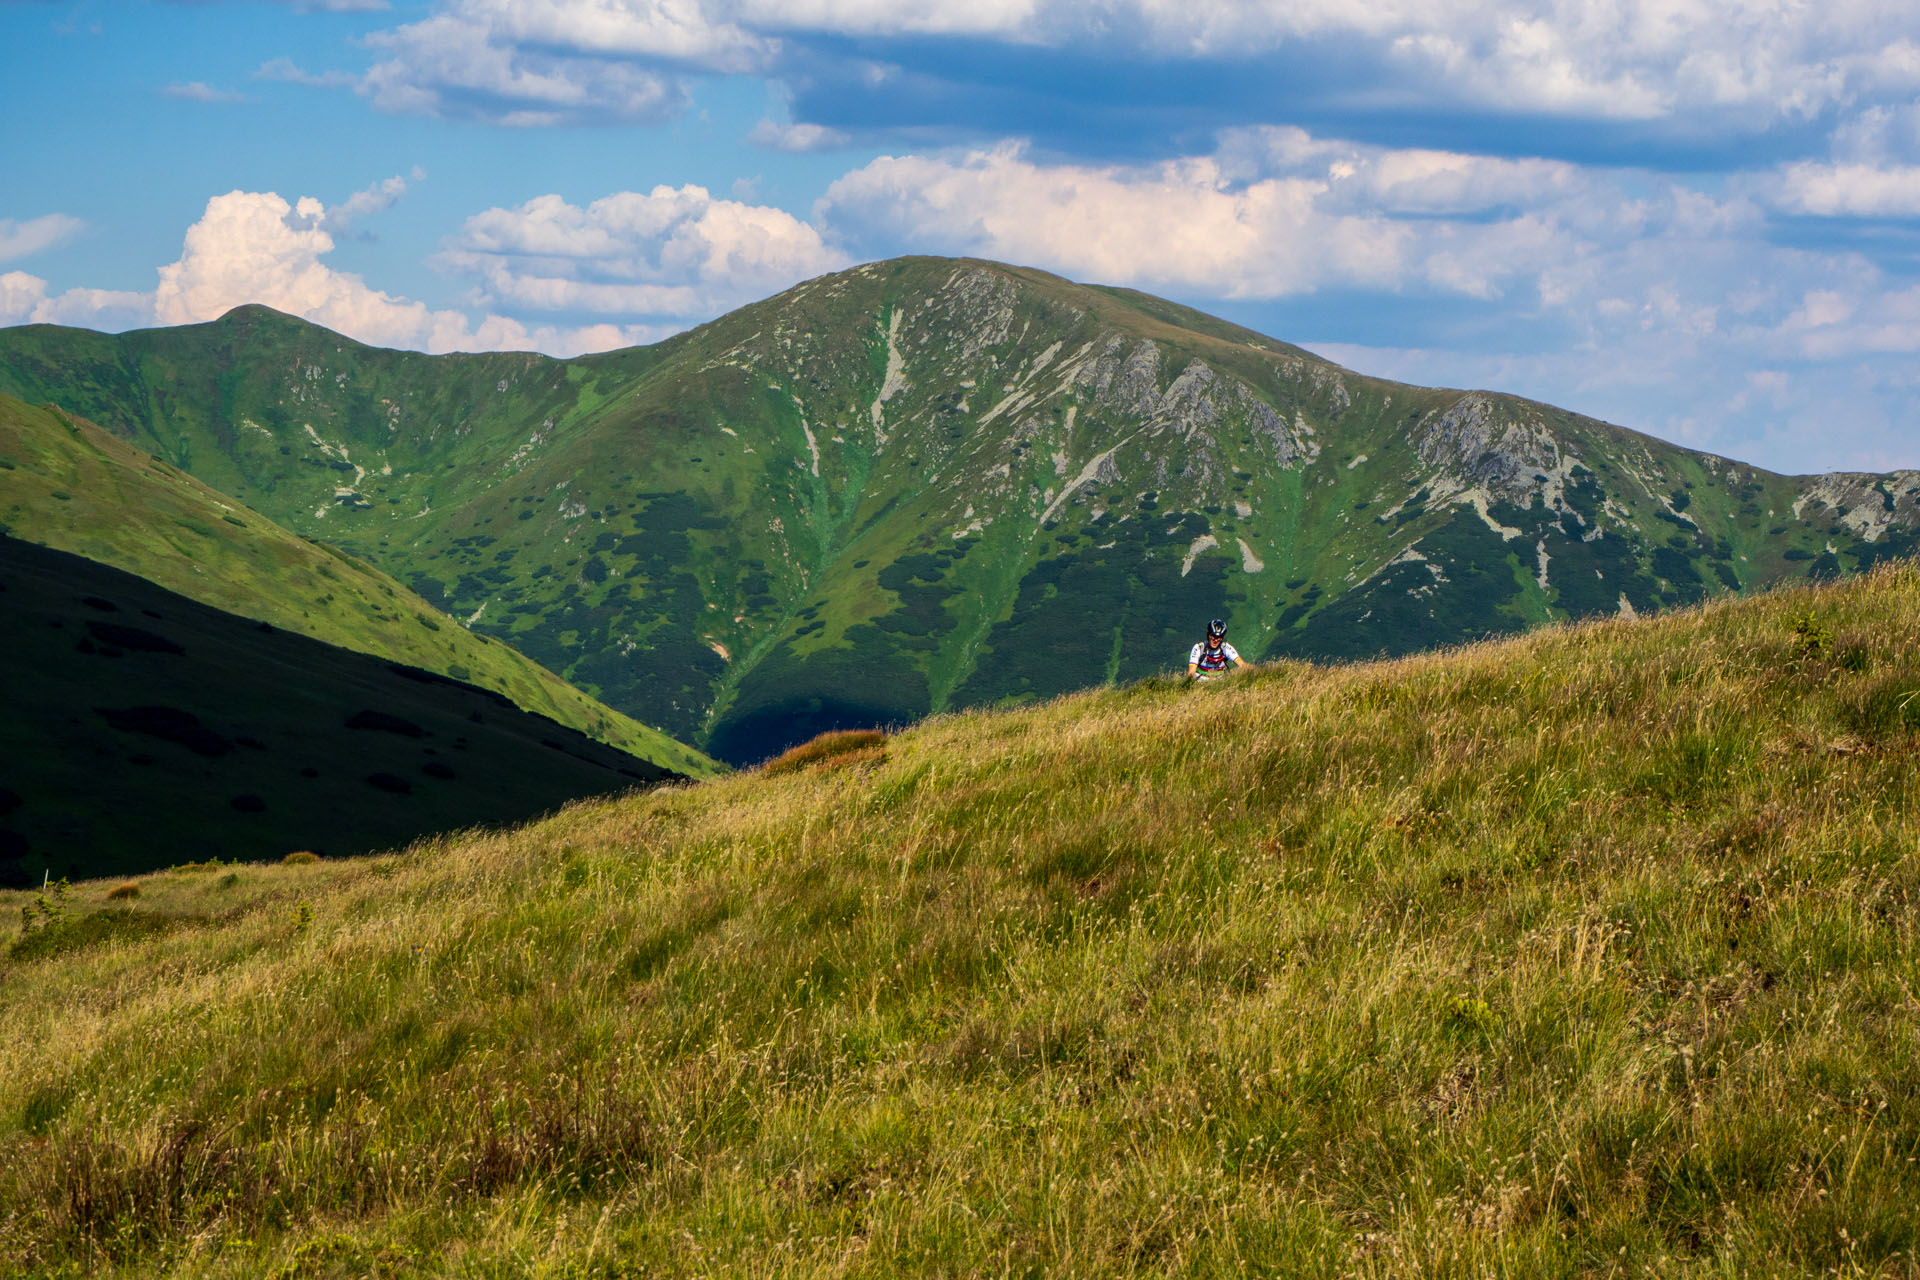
6, 565, 1920, 1275
0, 394, 717, 778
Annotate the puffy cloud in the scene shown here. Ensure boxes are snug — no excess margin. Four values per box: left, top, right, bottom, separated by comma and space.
0, 270, 150, 330
1772, 162, 1920, 217
1773, 283, 1920, 358
3, 182, 844, 356
739, 0, 1041, 40
816, 140, 1594, 300
437, 185, 849, 319
0, 214, 85, 263
439, 0, 773, 71
360, 11, 692, 125
1747, 102, 1920, 217
153, 190, 431, 343
1221, 126, 1585, 214
145, 188, 662, 354
30, 286, 153, 330
0, 271, 52, 325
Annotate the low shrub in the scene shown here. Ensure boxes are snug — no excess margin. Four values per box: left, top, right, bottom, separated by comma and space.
760, 729, 888, 776
282, 851, 320, 866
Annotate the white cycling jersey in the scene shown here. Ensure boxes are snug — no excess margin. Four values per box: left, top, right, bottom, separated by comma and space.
1189, 640, 1240, 668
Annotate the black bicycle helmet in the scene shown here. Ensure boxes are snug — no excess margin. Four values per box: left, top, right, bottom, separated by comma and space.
1207, 618, 1227, 639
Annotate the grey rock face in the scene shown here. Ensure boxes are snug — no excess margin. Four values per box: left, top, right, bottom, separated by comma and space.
1792, 471, 1920, 543
942, 269, 1021, 361
1415, 393, 1564, 505
1076, 337, 1164, 418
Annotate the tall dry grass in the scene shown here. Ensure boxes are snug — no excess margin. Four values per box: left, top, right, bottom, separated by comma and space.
4, 565, 1920, 1276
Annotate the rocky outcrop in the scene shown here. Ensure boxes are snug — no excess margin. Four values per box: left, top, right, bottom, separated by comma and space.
1792, 472, 1920, 543
1075, 341, 1311, 467
940, 268, 1021, 361
1415, 393, 1567, 507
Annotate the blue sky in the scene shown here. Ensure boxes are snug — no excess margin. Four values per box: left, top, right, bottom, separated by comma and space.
5, 0, 1920, 475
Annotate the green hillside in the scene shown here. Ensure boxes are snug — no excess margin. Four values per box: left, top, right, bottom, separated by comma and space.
0, 536, 687, 883
4, 258, 1917, 764
6, 564, 1920, 1275
0, 394, 717, 779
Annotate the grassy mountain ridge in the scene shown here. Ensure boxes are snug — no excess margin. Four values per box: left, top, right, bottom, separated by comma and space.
4, 257, 1917, 764
5, 563, 1920, 1274
0, 535, 688, 883
0, 393, 717, 778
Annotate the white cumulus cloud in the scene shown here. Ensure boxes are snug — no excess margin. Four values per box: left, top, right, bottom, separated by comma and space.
2, 182, 849, 358
360, 12, 691, 125
0, 270, 150, 330
438, 185, 849, 319
441, 0, 773, 71
152, 190, 435, 343
145, 188, 661, 354
816, 139, 1595, 300
1773, 162, 1920, 217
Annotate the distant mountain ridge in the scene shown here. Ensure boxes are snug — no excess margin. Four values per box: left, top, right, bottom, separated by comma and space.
4, 256, 1917, 762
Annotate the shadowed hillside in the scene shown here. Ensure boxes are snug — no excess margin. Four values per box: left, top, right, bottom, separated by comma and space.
5, 559, 1920, 1274
0, 536, 686, 882
0, 393, 717, 779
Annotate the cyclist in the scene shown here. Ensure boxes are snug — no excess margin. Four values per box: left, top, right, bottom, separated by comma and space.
1187, 618, 1248, 681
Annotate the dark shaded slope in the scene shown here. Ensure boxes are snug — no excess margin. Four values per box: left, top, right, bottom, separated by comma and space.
0, 537, 684, 883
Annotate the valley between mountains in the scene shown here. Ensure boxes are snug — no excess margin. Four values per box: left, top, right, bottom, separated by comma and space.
4, 256, 1918, 766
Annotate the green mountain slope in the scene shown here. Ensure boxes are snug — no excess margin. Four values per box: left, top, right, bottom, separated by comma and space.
4, 258, 1917, 763
0, 536, 687, 883
7, 566, 1920, 1274
0, 394, 717, 778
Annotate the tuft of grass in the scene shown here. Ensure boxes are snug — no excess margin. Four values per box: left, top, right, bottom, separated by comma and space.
105, 883, 140, 900
6, 564, 1920, 1276
759, 727, 888, 775
281, 851, 320, 866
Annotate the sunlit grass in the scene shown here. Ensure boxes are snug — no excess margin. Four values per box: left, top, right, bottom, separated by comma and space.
4, 565, 1920, 1276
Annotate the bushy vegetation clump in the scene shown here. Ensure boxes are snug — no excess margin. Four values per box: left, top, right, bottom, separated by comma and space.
759, 728, 888, 776
5, 566, 1920, 1276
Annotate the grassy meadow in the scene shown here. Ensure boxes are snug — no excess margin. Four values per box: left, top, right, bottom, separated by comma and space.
5, 564, 1920, 1276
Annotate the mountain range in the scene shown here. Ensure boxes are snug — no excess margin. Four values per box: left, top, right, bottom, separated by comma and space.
4, 256, 1917, 764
